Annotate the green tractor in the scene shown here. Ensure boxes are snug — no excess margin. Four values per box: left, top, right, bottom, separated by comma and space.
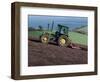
40, 23, 71, 47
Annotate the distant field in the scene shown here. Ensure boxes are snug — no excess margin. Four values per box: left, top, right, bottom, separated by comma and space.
28, 30, 87, 45
76, 27, 87, 33
73, 26, 87, 35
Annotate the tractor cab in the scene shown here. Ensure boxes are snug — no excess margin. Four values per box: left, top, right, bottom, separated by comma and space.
57, 24, 69, 36
55, 24, 69, 38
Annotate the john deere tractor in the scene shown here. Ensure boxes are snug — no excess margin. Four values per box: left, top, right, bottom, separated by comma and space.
40, 23, 71, 47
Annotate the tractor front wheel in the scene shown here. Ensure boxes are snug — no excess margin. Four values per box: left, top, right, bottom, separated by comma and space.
58, 35, 70, 47
40, 34, 49, 44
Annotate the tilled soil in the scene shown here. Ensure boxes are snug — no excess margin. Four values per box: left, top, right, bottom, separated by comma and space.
28, 38, 87, 66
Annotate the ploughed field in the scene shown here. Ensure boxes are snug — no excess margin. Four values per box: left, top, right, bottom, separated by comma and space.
28, 37, 87, 66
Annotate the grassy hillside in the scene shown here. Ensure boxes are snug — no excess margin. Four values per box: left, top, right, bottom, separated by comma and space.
73, 26, 87, 35
29, 30, 87, 46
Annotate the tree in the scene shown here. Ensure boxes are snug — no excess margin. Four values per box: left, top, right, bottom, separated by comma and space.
28, 27, 37, 31
38, 25, 43, 31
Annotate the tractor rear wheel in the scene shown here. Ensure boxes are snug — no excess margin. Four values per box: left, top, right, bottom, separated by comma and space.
40, 34, 49, 44
58, 35, 70, 47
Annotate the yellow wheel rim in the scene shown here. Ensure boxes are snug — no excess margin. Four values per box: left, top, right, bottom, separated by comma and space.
43, 37, 47, 41
42, 37, 48, 43
60, 38, 66, 45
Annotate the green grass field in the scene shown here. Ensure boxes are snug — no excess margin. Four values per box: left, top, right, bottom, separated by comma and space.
28, 31, 43, 37
28, 30, 87, 45
69, 32, 87, 45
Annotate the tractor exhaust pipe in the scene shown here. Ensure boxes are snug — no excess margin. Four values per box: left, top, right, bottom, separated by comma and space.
48, 24, 50, 30
51, 21, 54, 32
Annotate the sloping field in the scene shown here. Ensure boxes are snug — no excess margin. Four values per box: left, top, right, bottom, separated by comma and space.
28, 31, 87, 66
